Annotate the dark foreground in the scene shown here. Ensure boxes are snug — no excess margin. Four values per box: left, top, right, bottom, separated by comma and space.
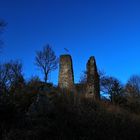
1, 85, 140, 140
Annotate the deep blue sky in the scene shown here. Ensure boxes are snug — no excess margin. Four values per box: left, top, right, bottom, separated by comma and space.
0, 0, 140, 84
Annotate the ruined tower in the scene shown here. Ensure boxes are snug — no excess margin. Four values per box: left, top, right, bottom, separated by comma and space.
58, 55, 75, 91
86, 56, 100, 99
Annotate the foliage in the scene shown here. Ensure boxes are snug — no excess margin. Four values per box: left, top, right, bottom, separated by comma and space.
100, 76, 125, 104
0, 83, 140, 140
125, 75, 140, 97
0, 55, 140, 139
79, 70, 125, 104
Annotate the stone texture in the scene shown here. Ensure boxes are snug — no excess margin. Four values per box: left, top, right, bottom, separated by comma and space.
86, 56, 100, 99
58, 55, 75, 91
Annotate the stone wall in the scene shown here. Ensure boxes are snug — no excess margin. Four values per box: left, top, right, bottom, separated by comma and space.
58, 55, 75, 91
86, 56, 100, 99
58, 54, 100, 100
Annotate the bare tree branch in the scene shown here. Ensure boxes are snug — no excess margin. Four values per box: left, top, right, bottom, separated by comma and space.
125, 75, 140, 97
0, 60, 24, 93
35, 44, 58, 83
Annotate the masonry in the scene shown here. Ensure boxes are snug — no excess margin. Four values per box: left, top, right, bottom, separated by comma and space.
58, 55, 75, 91
86, 56, 100, 99
58, 54, 100, 100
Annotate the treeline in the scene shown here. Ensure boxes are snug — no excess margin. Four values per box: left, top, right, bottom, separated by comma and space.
1, 81, 140, 140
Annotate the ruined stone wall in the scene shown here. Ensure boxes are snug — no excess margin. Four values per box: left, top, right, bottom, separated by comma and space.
86, 56, 100, 99
58, 55, 75, 91
58, 54, 100, 100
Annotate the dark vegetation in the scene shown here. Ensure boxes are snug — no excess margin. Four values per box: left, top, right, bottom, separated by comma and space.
1, 56, 140, 140
1, 21, 140, 140
1, 79, 140, 140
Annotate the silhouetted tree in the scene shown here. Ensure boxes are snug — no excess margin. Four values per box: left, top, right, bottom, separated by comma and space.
35, 44, 58, 83
0, 60, 24, 93
100, 76, 124, 103
125, 75, 140, 98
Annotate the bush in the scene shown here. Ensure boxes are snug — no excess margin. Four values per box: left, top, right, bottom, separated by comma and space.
1, 87, 140, 140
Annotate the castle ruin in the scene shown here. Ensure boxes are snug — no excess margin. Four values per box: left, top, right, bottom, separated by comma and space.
58, 55, 75, 91
86, 56, 100, 99
58, 54, 100, 100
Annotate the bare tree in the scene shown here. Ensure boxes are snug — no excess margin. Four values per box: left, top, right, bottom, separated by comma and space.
35, 44, 58, 83
125, 75, 140, 98
100, 76, 124, 103
79, 70, 87, 84
0, 60, 24, 93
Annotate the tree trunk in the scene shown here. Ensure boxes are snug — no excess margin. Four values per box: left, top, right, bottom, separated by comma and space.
44, 73, 48, 83
44, 70, 49, 83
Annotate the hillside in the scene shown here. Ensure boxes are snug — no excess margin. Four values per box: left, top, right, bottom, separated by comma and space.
1, 83, 140, 140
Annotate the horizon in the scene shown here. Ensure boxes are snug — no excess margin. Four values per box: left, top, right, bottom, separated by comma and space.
1, 0, 140, 85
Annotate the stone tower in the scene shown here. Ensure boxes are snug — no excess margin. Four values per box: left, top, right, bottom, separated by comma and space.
58, 55, 75, 91
86, 56, 100, 99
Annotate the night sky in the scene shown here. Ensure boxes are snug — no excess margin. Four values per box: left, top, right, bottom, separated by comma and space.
0, 0, 140, 84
